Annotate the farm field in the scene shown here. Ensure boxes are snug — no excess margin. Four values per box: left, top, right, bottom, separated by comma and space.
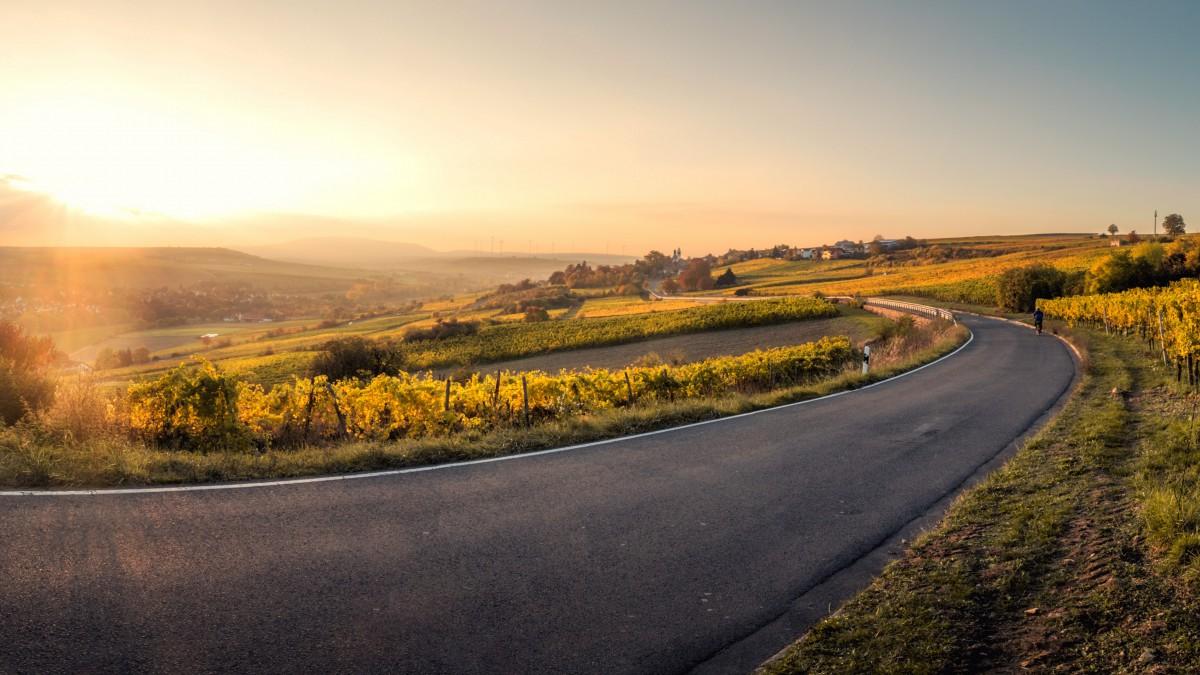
61, 234, 1118, 389
575, 295, 705, 318
77, 295, 833, 388
394, 296, 837, 371
704, 233, 1112, 305
450, 306, 886, 375
86, 313, 427, 387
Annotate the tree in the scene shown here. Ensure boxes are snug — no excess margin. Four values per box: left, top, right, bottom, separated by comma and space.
1128, 230, 1141, 244
659, 278, 681, 294
714, 268, 739, 288
1108, 223, 1119, 236
995, 265, 1068, 312
677, 259, 715, 292
1086, 251, 1137, 294
1163, 213, 1187, 236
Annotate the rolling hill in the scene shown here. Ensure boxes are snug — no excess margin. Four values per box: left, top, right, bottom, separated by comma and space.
0, 246, 369, 293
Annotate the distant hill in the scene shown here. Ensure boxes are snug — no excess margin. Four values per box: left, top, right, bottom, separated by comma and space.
237, 237, 637, 282
240, 237, 633, 266
0, 246, 369, 293
239, 237, 438, 268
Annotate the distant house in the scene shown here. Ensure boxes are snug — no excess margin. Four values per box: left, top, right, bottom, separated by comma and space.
61, 362, 93, 375
834, 239, 861, 255
876, 239, 900, 251
1110, 238, 1124, 247
821, 247, 842, 260
797, 248, 817, 260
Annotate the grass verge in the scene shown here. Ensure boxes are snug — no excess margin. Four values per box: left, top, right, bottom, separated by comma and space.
761, 324, 1200, 673
0, 324, 967, 488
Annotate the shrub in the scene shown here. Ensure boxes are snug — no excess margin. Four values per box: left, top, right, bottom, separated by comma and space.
0, 321, 58, 425
310, 336, 399, 381
40, 376, 113, 443
404, 319, 480, 342
714, 268, 739, 288
523, 307, 550, 322
995, 264, 1068, 312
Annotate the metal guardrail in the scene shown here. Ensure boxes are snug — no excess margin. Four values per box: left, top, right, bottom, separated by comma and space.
863, 298, 956, 324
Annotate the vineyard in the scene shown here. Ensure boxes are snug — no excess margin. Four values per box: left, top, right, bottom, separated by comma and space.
395, 296, 837, 370
1040, 278, 1200, 384
713, 235, 1110, 306
125, 337, 855, 450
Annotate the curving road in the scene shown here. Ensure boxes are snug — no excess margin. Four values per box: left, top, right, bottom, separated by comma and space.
0, 314, 1074, 674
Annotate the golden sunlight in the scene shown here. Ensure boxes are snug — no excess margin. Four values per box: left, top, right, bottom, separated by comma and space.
2, 89, 348, 220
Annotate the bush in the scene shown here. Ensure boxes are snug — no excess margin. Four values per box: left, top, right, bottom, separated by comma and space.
40, 376, 113, 443
714, 268, 739, 288
404, 319, 480, 342
995, 264, 1068, 312
523, 307, 550, 322
0, 363, 55, 426
310, 336, 399, 381
0, 321, 58, 425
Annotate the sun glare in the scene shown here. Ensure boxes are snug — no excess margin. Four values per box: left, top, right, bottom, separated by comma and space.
1, 90, 349, 221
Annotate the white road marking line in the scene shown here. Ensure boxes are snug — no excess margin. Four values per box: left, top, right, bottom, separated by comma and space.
0, 320, 983, 497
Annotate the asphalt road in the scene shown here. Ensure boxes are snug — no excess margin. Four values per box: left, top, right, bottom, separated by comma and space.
0, 314, 1075, 675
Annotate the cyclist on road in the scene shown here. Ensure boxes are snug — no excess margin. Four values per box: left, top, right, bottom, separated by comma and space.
1033, 307, 1045, 335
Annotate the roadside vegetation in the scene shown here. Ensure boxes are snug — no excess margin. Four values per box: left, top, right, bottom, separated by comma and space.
765, 286, 1200, 671
0, 313, 965, 487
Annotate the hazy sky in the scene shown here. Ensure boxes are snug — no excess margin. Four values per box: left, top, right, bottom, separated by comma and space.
1, 1, 1197, 253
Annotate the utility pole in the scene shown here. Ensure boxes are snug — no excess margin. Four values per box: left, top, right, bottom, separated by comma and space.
1154, 209, 1158, 239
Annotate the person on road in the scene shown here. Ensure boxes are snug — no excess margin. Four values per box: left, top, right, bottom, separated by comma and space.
1033, 307, 1045, 335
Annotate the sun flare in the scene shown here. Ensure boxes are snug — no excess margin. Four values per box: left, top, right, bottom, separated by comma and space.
1, 90, 348, 221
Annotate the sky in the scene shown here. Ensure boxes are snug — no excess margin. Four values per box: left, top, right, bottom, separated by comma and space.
1, 0, 1198, 254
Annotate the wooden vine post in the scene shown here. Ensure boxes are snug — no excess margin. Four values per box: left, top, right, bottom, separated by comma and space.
302, 377, 317, 440
324, 382, 348, 439
521, 374, 530, 428
1157, 309, 1169, 366
493, 371, 502, 423
444, 378, 452, 412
